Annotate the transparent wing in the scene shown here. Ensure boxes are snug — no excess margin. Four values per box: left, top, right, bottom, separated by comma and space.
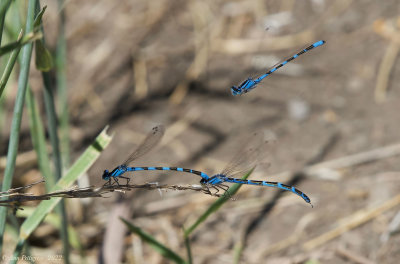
122, 125, 165, 166
220, 131, 268, 178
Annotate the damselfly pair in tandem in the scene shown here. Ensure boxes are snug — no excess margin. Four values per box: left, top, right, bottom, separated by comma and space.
102, 125, 311, 205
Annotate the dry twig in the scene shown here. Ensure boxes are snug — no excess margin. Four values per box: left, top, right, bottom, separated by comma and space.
0, 181, 220, 211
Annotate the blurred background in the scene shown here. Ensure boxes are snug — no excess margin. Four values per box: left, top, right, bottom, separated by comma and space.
2, 0, 400, 263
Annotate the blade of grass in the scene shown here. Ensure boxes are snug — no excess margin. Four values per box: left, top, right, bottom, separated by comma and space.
0, 0, 17, 145
0, 0, 37, 254
183, 232, 192, 264
17, 207, 82, 251
233, 241, 243, 264
56, 0, 69, 168
0, 1, 12, 22
34, 36, 53, 71
34, 4, 58, 186
35, 2, 69, 261
33, 6, 52, 71
32, 4, 45, 29
26, 87, 53, 188
5, 0, 22, 37
43, 63, 71, 264
0, 30, 23, 98
121, 218, 187, 264
183, 168, 254, 238
0, 17, 4, 47
0, 31, 41, 56
0, 0, 12, 45
10, 126, 112, 260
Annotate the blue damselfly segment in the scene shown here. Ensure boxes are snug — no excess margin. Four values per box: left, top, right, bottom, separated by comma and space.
231, 40, 326, 95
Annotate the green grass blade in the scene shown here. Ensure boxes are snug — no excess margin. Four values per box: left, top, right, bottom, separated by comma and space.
27, 86, 72, 261
4, 0, 22, 37
233, 241, 243, 264
0, 0, 37, 254
26, 87, 53, 188
121, 218, 187, 264
42, 73, 62, 183
183, 168, 254, 238
0, 0, 12, 45
17, 207, 82, 251
34, 6, 52, 72
0, 31, 41, 57
0, 17, 4, 47
34, 38, 53, 71
0, 1, 12, 22
34, 2, 69, 260
33, 6, 52, 70
0, 30, 23, 98
183, 232, 193, 264
11, 126, 112, 258
56, 0, 69, 168
42, 59, 70, 264
33, 4, 46, 28
0, 18, 4, 47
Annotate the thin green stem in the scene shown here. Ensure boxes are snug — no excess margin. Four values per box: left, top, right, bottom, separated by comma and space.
0, 0, 37, 254
184, 233, 192, 264
56, 0, 69, 167
0, 0, 12, 46
42, 74, 62, 179
0, 30, 23, 98
11, 127, 112, 261
42, 72, 70, 263
26, 87, 54, 188
233, 241, 243, 264
36, 1, 70, 261
121, 218, 187, 264
183, 168, 254, 238
0, 14, 5, 47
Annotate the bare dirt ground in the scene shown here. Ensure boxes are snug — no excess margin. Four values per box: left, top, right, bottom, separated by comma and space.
4, 0, 400, 263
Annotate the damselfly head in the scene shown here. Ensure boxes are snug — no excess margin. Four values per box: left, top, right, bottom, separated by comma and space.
231, 86, 241, 96
102, 170, 110, 180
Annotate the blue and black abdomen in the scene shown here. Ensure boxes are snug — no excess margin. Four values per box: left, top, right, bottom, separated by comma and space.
126, 166, 210, 180
222, 177, 311, 204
